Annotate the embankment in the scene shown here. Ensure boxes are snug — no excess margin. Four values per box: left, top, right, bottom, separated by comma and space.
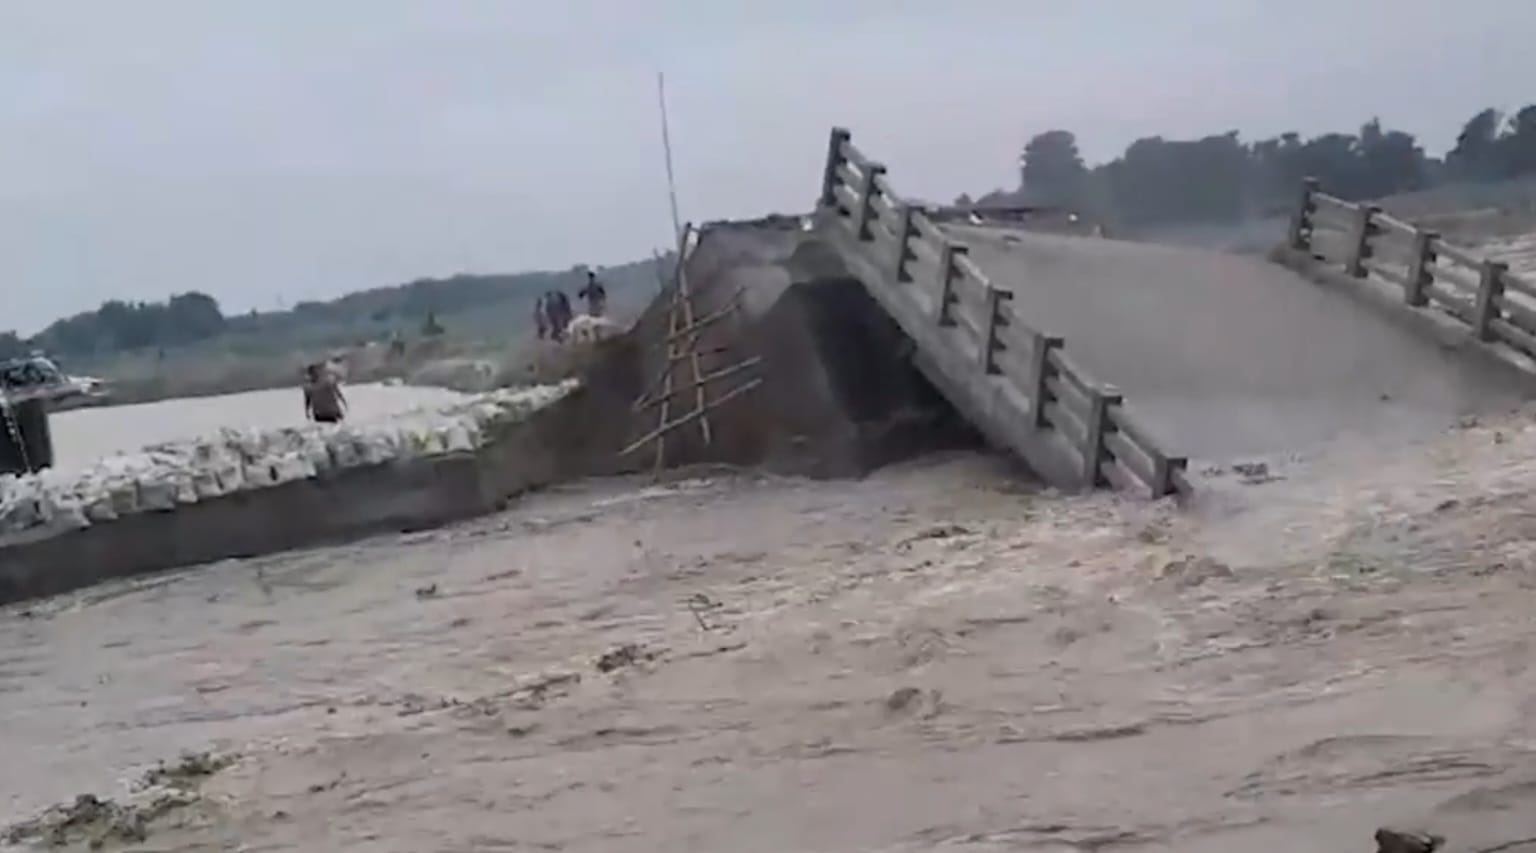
0, 216, 991, 605
616, 218, 980, 478
0, 383, 592, 605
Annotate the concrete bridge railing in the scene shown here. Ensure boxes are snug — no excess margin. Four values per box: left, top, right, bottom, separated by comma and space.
1290, 179, 1536, 361
817, 127, 1187, 497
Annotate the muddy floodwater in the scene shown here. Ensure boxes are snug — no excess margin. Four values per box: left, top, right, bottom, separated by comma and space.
7, 413, 1536, 851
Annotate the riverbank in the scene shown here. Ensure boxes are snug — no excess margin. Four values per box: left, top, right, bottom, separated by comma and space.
0, 381, 579, 603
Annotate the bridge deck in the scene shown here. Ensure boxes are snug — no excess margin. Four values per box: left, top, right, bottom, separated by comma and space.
946, 225, 1531, 460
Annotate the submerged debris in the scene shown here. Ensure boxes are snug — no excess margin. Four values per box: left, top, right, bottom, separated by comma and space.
3, 750, 232, 848
595, 643, 659, 673
1374, 827, 1443, 853
898, 523, 974, 547
883, 686, 943, 719
1155, 555, 1234, 588
139, 750, 235, 791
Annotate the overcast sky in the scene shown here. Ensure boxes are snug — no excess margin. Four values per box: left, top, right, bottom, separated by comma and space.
4, 0, 1534, 333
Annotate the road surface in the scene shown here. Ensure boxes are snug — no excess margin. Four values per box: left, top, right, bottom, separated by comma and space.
948, 226, 1531, 460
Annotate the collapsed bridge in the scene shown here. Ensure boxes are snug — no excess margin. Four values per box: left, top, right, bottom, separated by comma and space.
618, 127, 1535, 497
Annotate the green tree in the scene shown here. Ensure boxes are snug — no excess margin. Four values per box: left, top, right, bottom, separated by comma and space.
0, 332, 25, 360
1448, 107, 1505, 180
1021, 130, 1087, 207
1500, 105, 1536, 176
163, 292, 226, 344
1355, 118, 1428, 197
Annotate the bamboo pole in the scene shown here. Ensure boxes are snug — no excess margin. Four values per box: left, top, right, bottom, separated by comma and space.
621, 378, 763, 457
633, 357, 762, 413
674, 225, 712, 445
655, 281, 682, 474
661, 296, 740, 345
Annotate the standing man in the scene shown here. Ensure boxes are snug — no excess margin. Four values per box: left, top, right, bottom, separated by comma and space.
577, 269, 607, 317
303, 363, 348, 424
534, 293, 551, 340
536, 289, 574, 342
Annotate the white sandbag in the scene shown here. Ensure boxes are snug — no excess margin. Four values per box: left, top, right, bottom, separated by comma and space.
83, 494, 118, 523
327, 434, 362, 469
242, 461, 279, 490
0, 490, 42, 534
443, 423, 473, 453
233, 428, 270, 463
48, 497, 89, 532
137, 476, 178, 511
108, 481, 140, 516
420, 428, 447, 456
191, 468, 223, 500
460, 420, 483, 449
174, 476, 199, 505
303, 436, 332, 474
407, 425, 436, 455
269, 452, 313, 484
358, 432, 395, 466
215, 462, 246, 493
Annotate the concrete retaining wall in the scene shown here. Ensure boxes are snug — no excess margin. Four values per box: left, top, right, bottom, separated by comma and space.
0, 390, 594, 606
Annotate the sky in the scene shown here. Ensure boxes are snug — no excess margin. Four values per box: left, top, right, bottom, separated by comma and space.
4, 0, 1535, 334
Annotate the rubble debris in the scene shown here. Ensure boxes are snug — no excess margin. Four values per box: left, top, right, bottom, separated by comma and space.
1230, 461, 1282, 484
1155, 555, 1234, 588
139, 750, 234, 791
884, 686, 923, 713
509, 669, 582, 709
685, 592, 721, 631
595, 643, 659, 673
899, 523, 974, 547
883, 686, 942, 718
1374, 827, 1443, 853
3, 750, 227, 851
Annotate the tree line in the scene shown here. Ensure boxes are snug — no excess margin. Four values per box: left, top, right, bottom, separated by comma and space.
0, 274, 533, 363
3, 257, 663, 363
967, 104, 1536, 229
1, 292, 226, 361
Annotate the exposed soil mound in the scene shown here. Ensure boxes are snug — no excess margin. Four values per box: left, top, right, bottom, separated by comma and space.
562, 219, 982, 480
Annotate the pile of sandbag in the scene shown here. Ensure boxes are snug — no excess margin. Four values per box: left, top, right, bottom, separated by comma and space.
0, 380, 577, 544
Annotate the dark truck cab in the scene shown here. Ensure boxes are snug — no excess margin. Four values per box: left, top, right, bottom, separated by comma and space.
0, 356, 69, 474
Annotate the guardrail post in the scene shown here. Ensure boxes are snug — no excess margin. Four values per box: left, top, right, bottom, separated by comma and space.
1147, 450, 1172, 499
935, 242, 966, 326
1080, 388, 1121, 487
1345, 204, 1381, 278
820, 127, 852, 209
891, 203, 915, 282
1027, 333, 1063, 427
1287, 177, 1319, 251
1405, 229, 1436, 307
979, 288, 1012, 374
855, 162, 887, 241
1472, 259, 1509, 341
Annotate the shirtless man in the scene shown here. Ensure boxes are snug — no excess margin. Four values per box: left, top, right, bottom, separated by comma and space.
303, 363, 347, 424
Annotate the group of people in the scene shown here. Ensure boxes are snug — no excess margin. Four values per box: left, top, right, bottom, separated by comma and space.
298, 270, 609, 423
536, 270, 607, 342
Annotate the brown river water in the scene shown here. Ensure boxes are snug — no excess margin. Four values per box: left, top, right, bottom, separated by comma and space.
7, 410, 1536, 851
